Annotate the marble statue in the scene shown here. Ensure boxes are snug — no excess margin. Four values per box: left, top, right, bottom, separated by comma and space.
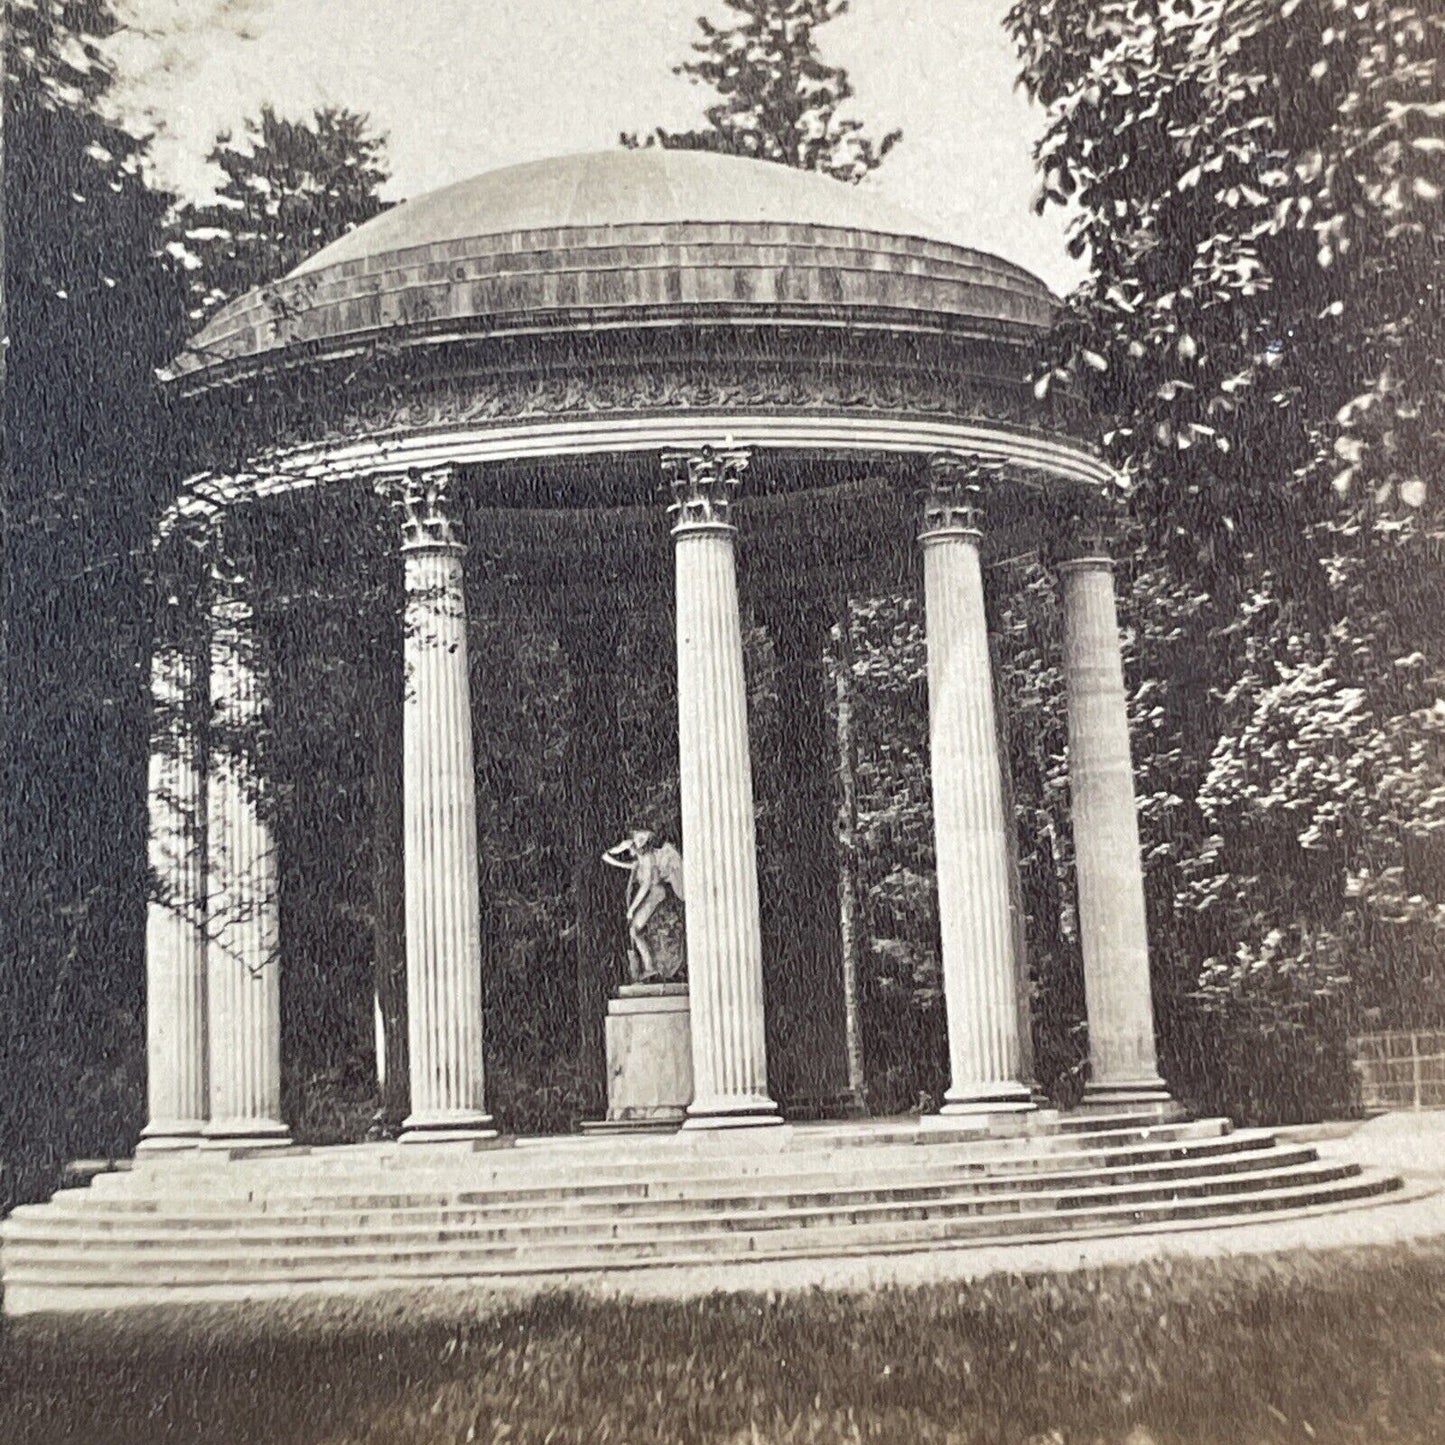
602, 829, 686, 984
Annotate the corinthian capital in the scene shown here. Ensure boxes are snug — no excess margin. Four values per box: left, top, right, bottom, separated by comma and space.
1051, 491, 1118, 570
392, 467, 461, 550
922, 453, 1004, 540
663, 445, 750, 533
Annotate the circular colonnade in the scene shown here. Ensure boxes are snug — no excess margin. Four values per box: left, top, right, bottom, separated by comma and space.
139, 148, 1171, 1151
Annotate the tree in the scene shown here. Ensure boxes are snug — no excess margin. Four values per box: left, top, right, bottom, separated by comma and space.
623, 0, 900, 183
1005, 0, 1444, 579
1004, 0, 1445, 1118
170, 104, 390, 323
4, 0, 189, 1204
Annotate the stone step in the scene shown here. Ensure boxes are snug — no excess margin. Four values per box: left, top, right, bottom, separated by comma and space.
2, 1107, 1404, 1319
136, 1116, 1229, 1167
46, 1127, 1268, 1200
13, 1142, 1317, 1232
36, 1139, 1273, 1222
1, 1161, 1365, 1254
0, 1173, 1401, 1297
78, 1120, 1239, 1203
669, 1108, 1189, 1148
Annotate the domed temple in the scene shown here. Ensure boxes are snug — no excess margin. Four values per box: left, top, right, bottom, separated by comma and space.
0, 151, 1398, 1311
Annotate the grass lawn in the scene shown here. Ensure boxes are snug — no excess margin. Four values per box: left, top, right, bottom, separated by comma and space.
2, 1241, 1444, 1444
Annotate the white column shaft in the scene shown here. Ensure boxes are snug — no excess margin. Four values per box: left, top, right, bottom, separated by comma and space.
204, 588, 288, 1144
924, 530, 1032, 1113
139, 641, 208, 1149
675, 524, 780, 1127
1060, 557, 1166, 1099
401, 541, 494, 1141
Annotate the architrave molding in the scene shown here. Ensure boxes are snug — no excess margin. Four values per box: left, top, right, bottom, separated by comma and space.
159, 409, 1114, 537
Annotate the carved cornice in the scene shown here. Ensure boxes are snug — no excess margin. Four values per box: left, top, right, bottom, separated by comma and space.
157, 409, 1116, 542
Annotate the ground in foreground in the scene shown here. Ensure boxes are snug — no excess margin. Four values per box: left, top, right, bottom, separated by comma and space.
2, 1240, 1443, 1445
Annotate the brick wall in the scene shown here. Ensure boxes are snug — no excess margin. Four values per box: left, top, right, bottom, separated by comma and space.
1350, 1031, 1445, 1111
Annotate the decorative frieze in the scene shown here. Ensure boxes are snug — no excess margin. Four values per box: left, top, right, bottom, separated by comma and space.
253, 362, 1050, 457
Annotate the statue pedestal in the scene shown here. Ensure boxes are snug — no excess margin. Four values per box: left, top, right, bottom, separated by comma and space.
593, 983, 692, 1131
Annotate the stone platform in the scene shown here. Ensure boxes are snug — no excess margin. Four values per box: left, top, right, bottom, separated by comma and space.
0, 1109, 1403, 1315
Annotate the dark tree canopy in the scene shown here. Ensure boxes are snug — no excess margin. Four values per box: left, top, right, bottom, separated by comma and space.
1004, 0, 1445, 572
171, 104, 391, 322
7, 0, 185, 486
4, 0, 191, 1207
623, 0, 900, 182
1002, 0, 1445, 1116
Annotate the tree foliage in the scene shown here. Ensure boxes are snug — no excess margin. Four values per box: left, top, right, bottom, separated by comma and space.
1004, 0, 1445, 1118
4, 0, 189, 1204
1006, 0, 1444, 564
623, 0, 900, 182
170, 104, 390, 323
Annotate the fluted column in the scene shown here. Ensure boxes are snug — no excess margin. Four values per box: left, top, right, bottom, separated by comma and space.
1058, 529, 1169, 1106
922, 457, 1033, 1116
397, 469, 496, 1144
138, 540, 209, 1151
666, 446, 781, 1129
202, 551, 289, 1146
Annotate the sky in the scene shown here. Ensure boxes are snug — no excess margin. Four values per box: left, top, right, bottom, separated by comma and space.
105, 0, 1084, 293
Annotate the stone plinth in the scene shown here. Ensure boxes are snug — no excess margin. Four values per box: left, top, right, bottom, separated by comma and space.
602, 984, 694, 1127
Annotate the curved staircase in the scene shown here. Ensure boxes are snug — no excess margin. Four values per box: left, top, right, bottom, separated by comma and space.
0, 1110, 1403, 1315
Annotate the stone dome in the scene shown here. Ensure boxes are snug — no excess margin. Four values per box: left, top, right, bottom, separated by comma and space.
291, 148, 967, 272
169, 149, 1056, 389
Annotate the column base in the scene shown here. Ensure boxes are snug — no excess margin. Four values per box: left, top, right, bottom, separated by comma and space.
938, 1082, 1036, 1118
580, 1114, 683, 1136
136, 1122, 205, 1153
398, 1112, 499, 1146
682, 1095, 784, 1130
1083, 1080, 1176, 1111
200, 1120, 292, 1150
